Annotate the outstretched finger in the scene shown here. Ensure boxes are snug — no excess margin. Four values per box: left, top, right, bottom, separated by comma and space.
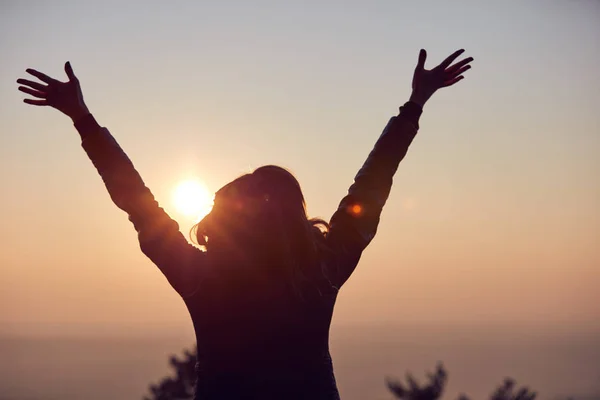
446, 57, 473, 73
441, 75, 464, 87
26, 68, 59, 84
19, 86, 47, 99
64, 61, 78, 81
438, 49, 465, 69
16, 78, 47, 92
448, 64, 471, 78
416, 49, 427, 70
23, 98, 49, 106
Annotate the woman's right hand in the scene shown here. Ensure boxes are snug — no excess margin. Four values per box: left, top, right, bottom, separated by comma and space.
409, 49, 473, 108
17, 62, 90, 123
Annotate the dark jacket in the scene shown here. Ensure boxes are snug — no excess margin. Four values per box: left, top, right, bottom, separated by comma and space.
75, 102, 422, 400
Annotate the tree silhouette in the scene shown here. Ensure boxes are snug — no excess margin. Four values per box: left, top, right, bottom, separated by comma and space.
386, 362, 448, 400
143, 347, 197, 400
144, 348, 552, 400
386, 363, 537, 400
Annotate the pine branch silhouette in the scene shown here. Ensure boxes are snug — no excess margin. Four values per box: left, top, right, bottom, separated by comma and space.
143, 347, 197, 400
144, 348, 587, 400
386, 363, 537, 400
386, 362, 448, 400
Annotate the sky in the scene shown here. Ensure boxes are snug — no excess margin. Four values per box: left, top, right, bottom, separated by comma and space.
0, 0, 598, 337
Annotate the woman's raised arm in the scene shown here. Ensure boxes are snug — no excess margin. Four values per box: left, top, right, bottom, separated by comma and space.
324, 49, 473, 289
17, 62, 205, 297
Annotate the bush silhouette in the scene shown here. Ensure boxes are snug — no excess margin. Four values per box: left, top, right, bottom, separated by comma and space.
386, 362, 448, 400
143, 347, 197, 400
144, 347, 559, 400
386, 363, 536, 400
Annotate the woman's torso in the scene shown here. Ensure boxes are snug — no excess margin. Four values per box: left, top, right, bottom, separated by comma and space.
184, 263, 341, 399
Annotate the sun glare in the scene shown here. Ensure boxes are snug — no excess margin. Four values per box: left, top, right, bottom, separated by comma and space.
173, 179, 214, 221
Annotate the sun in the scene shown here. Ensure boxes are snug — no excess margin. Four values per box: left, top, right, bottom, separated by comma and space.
172, 179, 214, 221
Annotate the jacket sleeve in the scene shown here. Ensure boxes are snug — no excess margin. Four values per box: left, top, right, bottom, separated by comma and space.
75, 113, 205, 298
323, 102, 422, 289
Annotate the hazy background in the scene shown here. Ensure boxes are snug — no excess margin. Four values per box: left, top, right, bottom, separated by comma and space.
0, 1, 598, 399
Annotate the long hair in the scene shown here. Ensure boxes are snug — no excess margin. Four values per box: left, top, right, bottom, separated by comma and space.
191, 165, 330, 294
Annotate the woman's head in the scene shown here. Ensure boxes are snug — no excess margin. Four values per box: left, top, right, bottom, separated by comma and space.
192, 166, 328, 284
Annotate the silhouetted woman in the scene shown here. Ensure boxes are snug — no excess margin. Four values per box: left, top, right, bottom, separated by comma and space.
17, 49, 472, 400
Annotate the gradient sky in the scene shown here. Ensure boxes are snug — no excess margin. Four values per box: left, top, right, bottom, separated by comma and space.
0, 0, 598, 337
